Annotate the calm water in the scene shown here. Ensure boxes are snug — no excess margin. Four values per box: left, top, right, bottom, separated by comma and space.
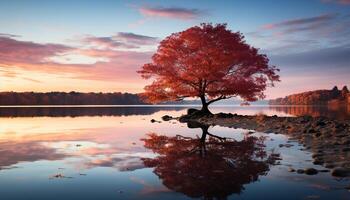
0, 105, 349, 200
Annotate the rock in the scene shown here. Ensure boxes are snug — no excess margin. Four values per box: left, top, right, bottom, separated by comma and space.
313, 159, 324, 165
288, 168, 296, 172
161, 115, 173, 121
279, 144, 294, 148
215, 112, 233, 118
180, 109, 213, 122
307, 129, 317, 134
341, 139, 350, 145
318, 169, 330, 173
314, 132, 322, 137
304, 168, 318, 175
297, 169, 305, 174
331, 167, 350, 177
324, 163, 335, 169
187, 108, 200, 115
342, 147, 350, 152
316, 121, 326, 127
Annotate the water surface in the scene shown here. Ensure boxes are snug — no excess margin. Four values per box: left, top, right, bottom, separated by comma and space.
0, 106, 349, 200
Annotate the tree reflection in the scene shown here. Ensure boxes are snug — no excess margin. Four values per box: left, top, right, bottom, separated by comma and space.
141, 122, 279, 199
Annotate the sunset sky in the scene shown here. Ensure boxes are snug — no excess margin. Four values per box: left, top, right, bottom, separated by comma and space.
0, 0, 350, 99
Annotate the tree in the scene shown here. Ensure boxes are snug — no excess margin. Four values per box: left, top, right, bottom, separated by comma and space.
138, 23, 280, 114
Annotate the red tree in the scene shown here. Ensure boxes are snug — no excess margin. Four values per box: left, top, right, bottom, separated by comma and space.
138, 23, 279, 113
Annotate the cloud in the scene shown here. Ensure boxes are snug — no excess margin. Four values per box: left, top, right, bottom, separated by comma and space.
83, 36, 137, 49
83, 155, 146, 171
139, 6, 204, 20
321, 0, 350, 5
0, 141, 66, 168
262, 13, 337, 30
249, 13, 350, 55
82, 32, 158, 49
0, 36, 72, 65
114, 32, 158, 45
0, 33, 20, 38
270, 44, 350, 67
0, 34, 155, 83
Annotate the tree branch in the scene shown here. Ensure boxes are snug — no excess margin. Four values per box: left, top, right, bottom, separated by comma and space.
207, 95, 226, 105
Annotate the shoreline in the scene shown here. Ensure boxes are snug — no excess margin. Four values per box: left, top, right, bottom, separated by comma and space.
173, 111, 350, 177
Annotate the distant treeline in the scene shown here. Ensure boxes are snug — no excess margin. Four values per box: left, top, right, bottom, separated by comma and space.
0, 92, 146, 105
0, 107, 184, 117
269, 86, 350, 105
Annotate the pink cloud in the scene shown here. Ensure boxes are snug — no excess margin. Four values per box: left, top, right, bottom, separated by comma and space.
0, 36, 72, 65
0, 34, 154, 83
139, 6, 204, 20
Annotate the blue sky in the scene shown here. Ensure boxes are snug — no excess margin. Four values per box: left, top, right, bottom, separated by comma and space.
0, 0, 350, 98
1, 0, 347, 43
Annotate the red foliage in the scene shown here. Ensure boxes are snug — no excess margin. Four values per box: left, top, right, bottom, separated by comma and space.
138, 23, 279, 108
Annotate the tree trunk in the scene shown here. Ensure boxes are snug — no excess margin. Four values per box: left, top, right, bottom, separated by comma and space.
200, 95, 212, 114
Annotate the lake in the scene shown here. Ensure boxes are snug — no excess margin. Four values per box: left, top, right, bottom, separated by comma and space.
0, 105, 349, 200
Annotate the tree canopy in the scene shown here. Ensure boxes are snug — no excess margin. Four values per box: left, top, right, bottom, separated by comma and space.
138, 23, 280, 112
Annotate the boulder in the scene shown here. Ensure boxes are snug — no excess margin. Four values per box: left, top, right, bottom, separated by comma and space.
187, 108, 200, 115
331, 167, 350, 177
304, 168, 318, 175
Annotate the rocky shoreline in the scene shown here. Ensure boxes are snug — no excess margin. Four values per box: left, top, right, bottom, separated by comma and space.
165, 109, 350, 177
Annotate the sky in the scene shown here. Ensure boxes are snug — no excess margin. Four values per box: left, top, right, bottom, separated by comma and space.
0, 0, 350, 99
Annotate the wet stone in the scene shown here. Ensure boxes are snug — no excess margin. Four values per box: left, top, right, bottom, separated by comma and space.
331, 167, 350, 177
304, 168, 318, 175
288, 168, 296, 172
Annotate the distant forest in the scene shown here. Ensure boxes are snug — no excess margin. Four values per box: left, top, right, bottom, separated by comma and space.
0, 92, 268, 105
269, 86, 350, 105
0, 92, 146, 105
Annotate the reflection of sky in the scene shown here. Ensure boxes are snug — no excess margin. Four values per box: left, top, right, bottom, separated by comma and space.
0, 107, 349, 199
